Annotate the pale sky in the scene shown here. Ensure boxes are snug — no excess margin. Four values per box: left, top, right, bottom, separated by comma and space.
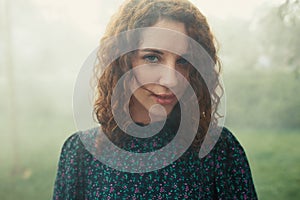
31, 0, 286, 39
191, 0, 285, 19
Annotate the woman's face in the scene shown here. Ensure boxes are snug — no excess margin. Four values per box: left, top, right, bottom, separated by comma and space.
129, 19, 190, 124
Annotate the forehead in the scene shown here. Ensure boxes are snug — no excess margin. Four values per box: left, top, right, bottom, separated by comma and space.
138, 19, 189, 55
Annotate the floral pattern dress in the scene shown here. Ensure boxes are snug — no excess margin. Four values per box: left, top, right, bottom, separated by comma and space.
53, 125, 257, 200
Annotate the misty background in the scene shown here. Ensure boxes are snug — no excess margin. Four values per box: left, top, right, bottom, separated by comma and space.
0, 0, 299, 199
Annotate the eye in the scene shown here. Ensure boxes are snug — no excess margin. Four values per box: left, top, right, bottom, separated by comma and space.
176, 58, 188, 65
143, 55, 159, 63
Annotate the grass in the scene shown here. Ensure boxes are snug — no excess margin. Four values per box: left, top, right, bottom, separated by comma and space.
233, 128, 300, 200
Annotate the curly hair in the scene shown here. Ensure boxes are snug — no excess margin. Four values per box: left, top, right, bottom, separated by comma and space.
94, 0, 223, 150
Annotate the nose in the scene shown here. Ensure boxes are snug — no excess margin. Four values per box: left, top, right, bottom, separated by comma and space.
158, 59, 178, 88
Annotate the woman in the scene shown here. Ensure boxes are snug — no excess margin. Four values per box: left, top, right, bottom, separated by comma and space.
53, 0, 258, 199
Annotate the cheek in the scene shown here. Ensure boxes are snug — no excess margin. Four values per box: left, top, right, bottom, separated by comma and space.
177, 65, 191, 78
132, 66, 163, 86
134, 71, 155, 83
133, 87, 149, 100
177, 69, 189, 81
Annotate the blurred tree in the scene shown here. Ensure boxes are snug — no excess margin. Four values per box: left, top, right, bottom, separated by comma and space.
212, 17, 259, 70
279, 0, 300, 27
2, 0, 21, 175
257, 0, 300, 76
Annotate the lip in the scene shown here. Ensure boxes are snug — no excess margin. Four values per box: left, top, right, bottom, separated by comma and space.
152, 93, 176, 105
141, 87, 177, 105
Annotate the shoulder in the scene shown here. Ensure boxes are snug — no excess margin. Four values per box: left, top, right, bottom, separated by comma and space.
59, 132, 82, 156
200, 127, 250, 166
206, 128, 258, 198
61, 132, 81, 149
200, 127, 255, 180
218, 127, 245, 151
53, 128, 99, 199
59, 127, 99, 157
213, 127, 246, 156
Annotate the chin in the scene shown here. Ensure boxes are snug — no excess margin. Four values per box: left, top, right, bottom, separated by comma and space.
148, 103, 175, 118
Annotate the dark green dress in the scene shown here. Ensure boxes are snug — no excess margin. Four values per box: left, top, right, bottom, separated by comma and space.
53, 125, 257, 199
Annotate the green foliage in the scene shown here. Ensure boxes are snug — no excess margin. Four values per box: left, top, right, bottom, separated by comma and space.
224, 69, 300, 130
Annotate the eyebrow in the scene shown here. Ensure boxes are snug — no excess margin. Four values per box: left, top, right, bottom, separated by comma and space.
139, 48, 190, 59
140, 48, 164, 55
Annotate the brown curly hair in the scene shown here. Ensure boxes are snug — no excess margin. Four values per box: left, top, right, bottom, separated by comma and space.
93, 0, 223, 150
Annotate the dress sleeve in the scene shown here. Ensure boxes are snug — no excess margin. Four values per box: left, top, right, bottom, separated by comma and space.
52, 133, 85, 200
214, 128, 258, 200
